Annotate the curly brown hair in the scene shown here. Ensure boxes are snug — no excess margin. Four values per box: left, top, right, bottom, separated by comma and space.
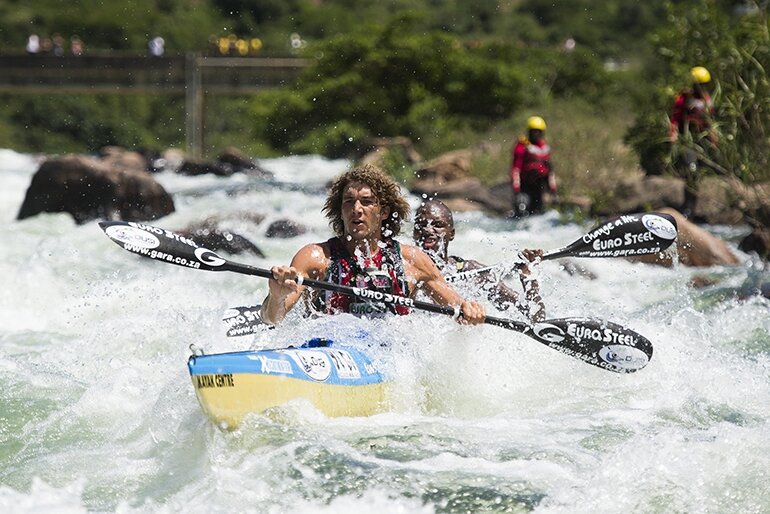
323, 164, 411, 237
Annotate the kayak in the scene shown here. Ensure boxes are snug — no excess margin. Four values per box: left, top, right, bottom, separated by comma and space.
187, 338, 386, 429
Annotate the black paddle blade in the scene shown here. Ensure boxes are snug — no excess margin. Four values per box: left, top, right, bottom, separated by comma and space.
485, 316, 653, 373
544, 212, 678, 260
99, 221, 230, 271
222, 305, 272, 336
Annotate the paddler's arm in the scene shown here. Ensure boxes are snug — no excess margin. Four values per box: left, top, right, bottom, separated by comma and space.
515, 249, 546, 322
402, 244, 486, 325
260, 243, 327, 325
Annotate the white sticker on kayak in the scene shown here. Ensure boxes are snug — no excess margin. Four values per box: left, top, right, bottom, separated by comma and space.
328, 349, 361, 379
257, 356, 293, 375
286, 350, 331, 381
598, 345, 650, 371
105, 225, 160, 249
642, 215, 677, 240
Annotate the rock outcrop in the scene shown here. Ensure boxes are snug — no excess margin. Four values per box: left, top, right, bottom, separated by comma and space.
17, 154, 174, 224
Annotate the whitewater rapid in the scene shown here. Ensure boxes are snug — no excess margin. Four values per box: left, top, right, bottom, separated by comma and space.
1, 149, 768, 513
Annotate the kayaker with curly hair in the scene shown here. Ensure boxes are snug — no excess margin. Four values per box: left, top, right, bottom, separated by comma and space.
260, 164, 485, 325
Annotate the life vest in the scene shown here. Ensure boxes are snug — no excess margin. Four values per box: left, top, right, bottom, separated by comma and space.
514, 138, 551, 181
315, 237, 411, 317
674, 90, 713, 134
523, 139, 551, 178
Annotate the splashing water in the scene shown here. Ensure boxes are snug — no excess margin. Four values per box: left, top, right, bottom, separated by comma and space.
1, 149, 769, 513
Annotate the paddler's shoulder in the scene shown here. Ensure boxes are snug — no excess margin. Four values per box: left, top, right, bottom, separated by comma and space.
290, 241, 333, 275
399, 242, 439, 273
399, 241, 427, 262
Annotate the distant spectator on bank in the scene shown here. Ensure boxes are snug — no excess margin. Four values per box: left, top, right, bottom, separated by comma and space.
235, 38, 249, 56
70, 35, 83, 56
207, 35, 219, 55
670, 66, 718, 217
149, 36, 165, 57
249, 38, 262, 55
510, 116, 557, 217
26, 34, 40, 55
52, 34, 65, 56
40, 36, 53, 54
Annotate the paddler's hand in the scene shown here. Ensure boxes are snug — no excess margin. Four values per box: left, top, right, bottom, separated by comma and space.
268, 265, 302, 296
457, 299, 485, 325
514, 248, 543, 274
520, 248, 543, 263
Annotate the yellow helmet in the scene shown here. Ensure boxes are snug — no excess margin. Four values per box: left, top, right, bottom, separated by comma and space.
527, 116, 547, 131
691, 66, 711, 84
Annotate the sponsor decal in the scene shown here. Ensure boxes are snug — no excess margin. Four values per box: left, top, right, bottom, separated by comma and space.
222, 308, 262, 329
350, 302, 388, 317
105, 225, 160, 249
532, 323, 566, 343
546, 342, 643, 373
194, 248, 226, 267
257, 356, 294, 375
642, 214, 677, 240
598, 345, 649, 371
328, 349, 361, 379
582, 215, 639, 244
196, 374, 235, 388
566, 323, 637, 346
351, 288, 414, 307
590, 230, 656, 251
286, 350, 331, 381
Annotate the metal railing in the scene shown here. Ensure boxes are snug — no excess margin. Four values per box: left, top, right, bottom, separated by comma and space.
0, 53, 309, 156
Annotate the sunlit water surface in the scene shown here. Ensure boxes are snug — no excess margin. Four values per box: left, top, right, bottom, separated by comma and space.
1, 149, 769, 513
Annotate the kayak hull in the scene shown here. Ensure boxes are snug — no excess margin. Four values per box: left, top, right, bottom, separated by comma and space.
187, 338, 386, 428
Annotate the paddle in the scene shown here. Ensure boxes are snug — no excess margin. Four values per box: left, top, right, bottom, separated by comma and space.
445, 212, 678, 283
221, 304, 273, 336
99, 220, 653, 374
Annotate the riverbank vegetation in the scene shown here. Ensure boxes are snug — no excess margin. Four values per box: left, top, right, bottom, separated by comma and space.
1, 0, 768, 198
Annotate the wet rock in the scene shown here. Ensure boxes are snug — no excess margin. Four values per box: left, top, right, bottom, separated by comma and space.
628, 208, 740, 267
739, 228, 770, 261
217, 146, 273, 178
356, 137, 423, 168
178, 157, 234, 177
411, 177, 510, 215
17, 154, 174, 224
265, 219, 307, 238
181, 223, 265, 258
98, 146, 150, 173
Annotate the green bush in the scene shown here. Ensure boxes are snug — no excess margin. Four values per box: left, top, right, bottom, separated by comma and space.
626, 0, 770, 182
252, 16, 526, 158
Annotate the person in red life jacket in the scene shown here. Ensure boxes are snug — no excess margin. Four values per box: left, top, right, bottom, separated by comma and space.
669, 66, 718, 217
510, 116, 557, 217
413, 199, 545, 321
260, 164, 485, 326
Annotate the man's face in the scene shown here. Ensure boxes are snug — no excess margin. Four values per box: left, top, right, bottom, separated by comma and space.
341, 181, 388, 241
413, 205, 454, 258
529, 129, 544, 143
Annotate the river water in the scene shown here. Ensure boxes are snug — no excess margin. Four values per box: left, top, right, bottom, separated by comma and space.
1, 148, 768, 513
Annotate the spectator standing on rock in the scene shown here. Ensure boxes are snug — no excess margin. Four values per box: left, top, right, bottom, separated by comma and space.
670, 66, 718, 217
510, 116, 556, 217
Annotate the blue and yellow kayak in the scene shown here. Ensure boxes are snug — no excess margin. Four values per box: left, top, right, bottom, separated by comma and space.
187, 338, 386, 429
